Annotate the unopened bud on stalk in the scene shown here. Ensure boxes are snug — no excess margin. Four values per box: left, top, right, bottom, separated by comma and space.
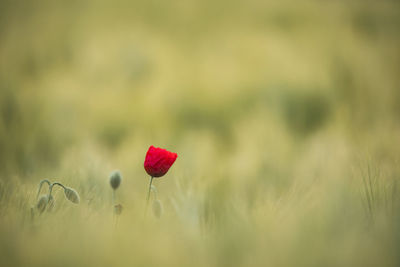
109, 170, 122, 190
64, 187, 80, 204
152, 199, 163, 218
36, 195, 49, 214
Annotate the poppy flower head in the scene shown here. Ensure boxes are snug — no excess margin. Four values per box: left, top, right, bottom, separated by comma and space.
144, 146, 178, 177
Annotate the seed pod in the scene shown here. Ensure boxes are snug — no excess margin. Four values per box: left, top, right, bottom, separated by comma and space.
152, 199, 163, 218
36, 195, 49, 214
64, 187, 80, 204
109, 170, 122, 190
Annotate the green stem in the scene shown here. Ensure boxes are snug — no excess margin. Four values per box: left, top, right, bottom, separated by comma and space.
146, 177, 154, 205
36, 179, 51, 200
49, 182, 66, 198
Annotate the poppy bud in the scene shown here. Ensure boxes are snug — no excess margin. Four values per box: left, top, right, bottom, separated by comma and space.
64, 187, 80, 204
152, 199, 163, 218
36, 195, 49, 214
109, 170, 122, 190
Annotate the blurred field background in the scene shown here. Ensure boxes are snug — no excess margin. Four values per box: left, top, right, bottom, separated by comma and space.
1, 0, 400, 266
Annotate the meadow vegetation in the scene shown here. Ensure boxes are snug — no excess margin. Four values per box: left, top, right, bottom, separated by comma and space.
0, 0, 400, 266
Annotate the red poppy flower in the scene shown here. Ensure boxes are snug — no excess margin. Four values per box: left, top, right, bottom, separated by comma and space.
144, 146, 178, 177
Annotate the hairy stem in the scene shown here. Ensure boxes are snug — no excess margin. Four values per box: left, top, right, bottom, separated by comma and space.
146, 177, 154, 211
36, 179, 51, 200
49, 182, 66, 198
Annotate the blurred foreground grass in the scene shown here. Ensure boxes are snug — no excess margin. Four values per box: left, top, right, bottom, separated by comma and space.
1, 0, 400, 266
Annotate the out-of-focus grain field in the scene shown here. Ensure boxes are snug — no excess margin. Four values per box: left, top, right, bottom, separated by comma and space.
1, 0, 400, 266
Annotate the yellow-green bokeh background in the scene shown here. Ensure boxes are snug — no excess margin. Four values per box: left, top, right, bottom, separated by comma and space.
1, 0, 400, 266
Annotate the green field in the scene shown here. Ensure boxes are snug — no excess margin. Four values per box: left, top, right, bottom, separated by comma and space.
1, 1, 400, 266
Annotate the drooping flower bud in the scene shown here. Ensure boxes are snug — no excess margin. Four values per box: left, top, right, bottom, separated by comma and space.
64, 187, 80, 204
36, 195, 49, 214
109, 170, 122, 190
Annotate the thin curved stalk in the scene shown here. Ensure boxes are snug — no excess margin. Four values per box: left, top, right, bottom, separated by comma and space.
146, 177, 154, 205
48, 182, 66, 198
36, 179, 51, 200
145, 177, 154, 215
